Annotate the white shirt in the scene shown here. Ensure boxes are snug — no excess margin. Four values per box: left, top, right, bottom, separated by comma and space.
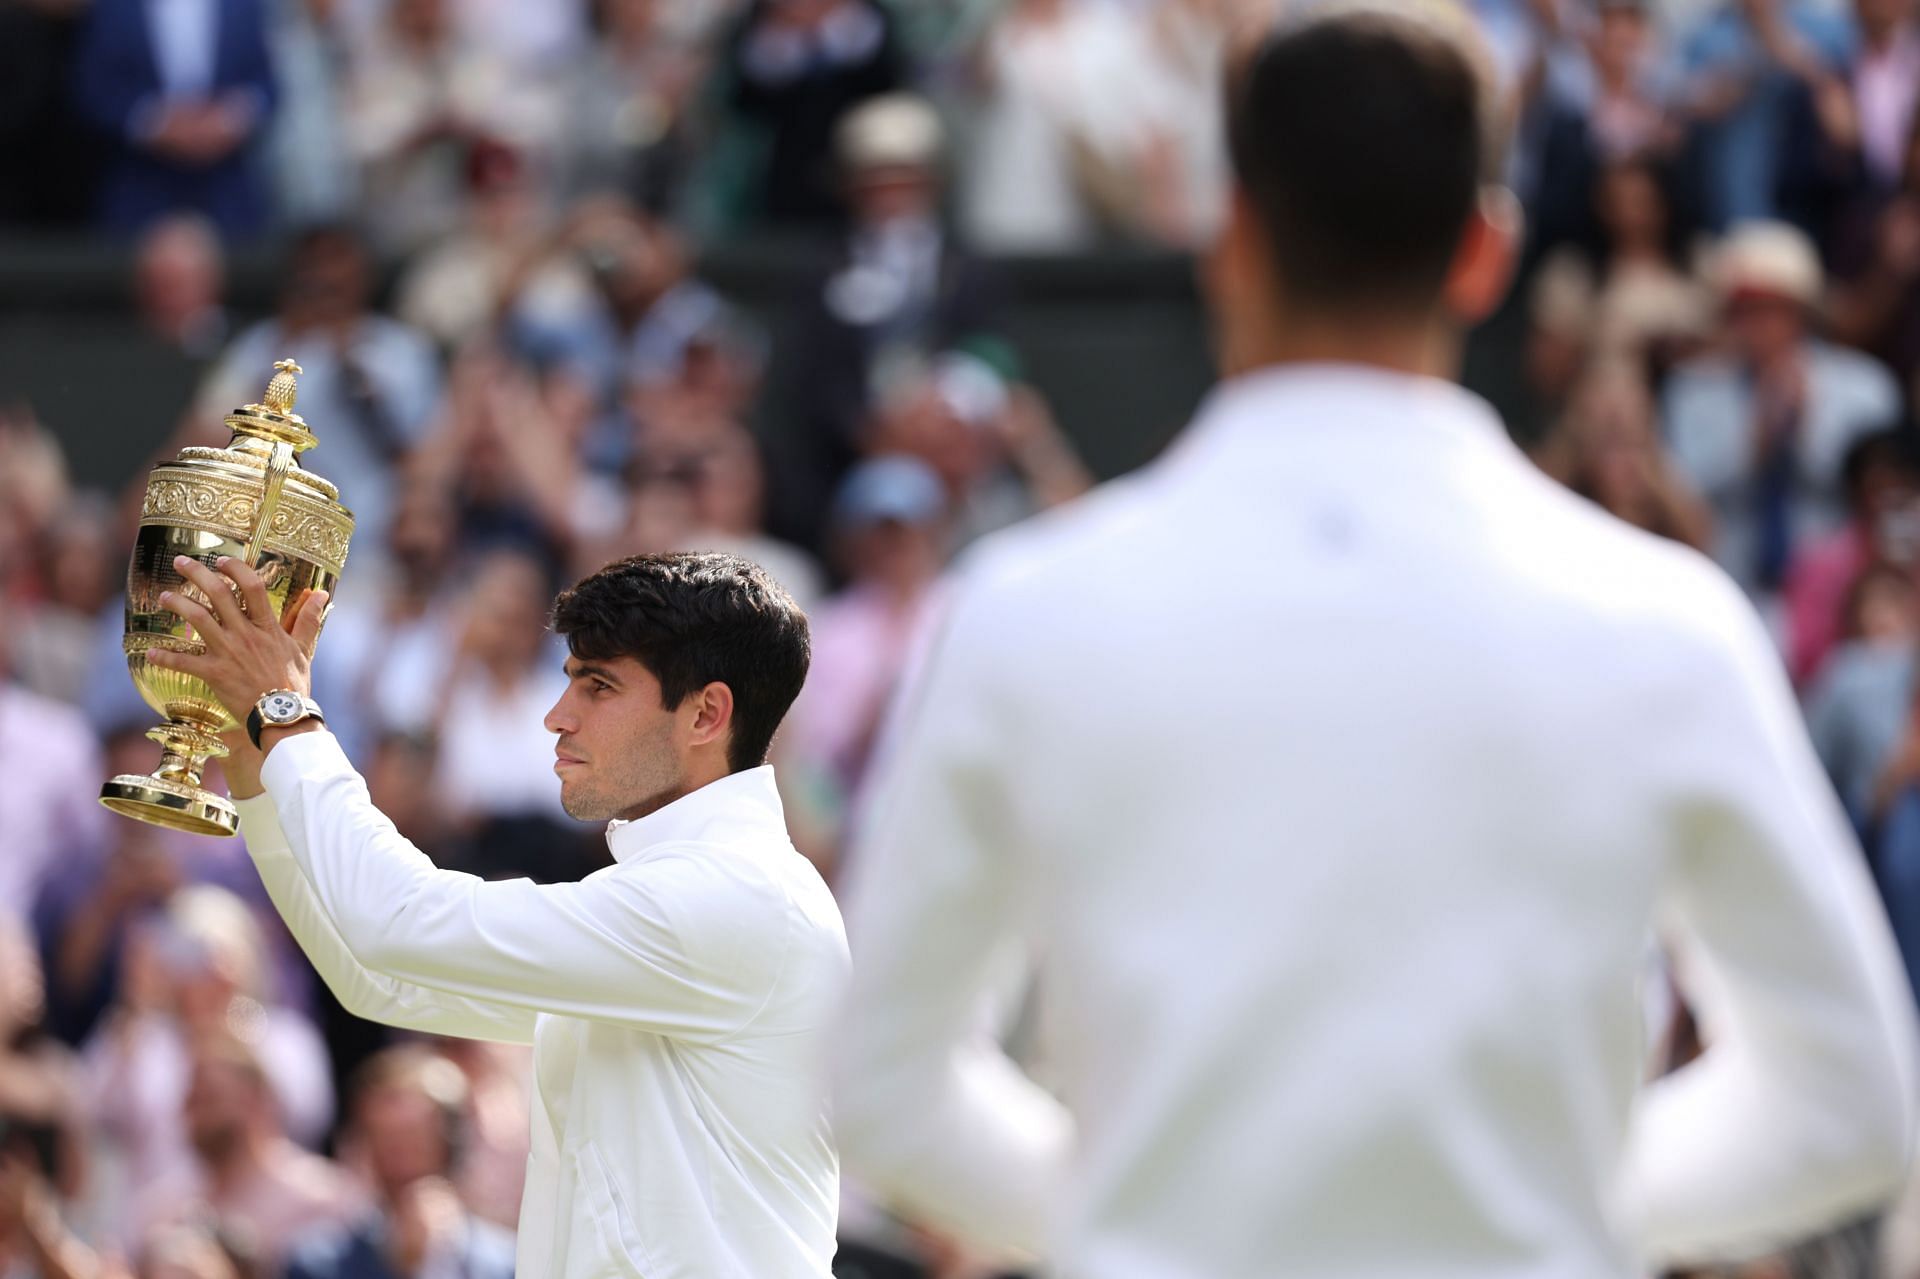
237, 734, 848, 1278
834, 364, 1919, 1277
145, 0, 217, 99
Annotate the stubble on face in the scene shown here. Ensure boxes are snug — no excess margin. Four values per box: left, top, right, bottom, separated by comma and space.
559, 710, 687, 823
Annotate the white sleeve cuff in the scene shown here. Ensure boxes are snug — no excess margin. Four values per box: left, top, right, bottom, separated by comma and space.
259, 728, 353, 795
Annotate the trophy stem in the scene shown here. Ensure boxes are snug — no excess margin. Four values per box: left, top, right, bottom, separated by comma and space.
151, 721, 228, 790
99, 717, 240, 838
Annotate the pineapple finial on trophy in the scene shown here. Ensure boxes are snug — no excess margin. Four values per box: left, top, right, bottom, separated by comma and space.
265, 359, 303, 414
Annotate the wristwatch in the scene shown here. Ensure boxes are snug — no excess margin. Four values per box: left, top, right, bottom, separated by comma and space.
247, 689, 325, 750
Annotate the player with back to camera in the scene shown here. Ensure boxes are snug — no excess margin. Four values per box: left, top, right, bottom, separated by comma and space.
832, 5, 1920, 1277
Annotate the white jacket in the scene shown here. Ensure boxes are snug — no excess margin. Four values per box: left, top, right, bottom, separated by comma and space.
238, 738, 847, 1277
836, 363, 1919, 1277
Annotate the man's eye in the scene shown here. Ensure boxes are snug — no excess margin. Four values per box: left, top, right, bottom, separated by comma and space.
592, 681, 613, 694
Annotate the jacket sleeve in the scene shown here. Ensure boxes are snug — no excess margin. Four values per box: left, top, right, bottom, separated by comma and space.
832, 585, 1072, 1258
234, 795, 537, 1045
1615, 576, 1920, 1265
259, 731, 784, 1040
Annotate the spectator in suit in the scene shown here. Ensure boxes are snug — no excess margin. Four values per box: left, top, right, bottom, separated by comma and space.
71, 0, 278, 239
1663, 220, 1901, 602
286, 1047, 514, 1279
778, 94, 1004, 547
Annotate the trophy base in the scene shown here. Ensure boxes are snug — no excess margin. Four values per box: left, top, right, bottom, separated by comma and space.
100, 775, 240, 838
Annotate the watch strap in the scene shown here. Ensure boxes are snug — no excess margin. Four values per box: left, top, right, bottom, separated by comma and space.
247, 692, 324, 750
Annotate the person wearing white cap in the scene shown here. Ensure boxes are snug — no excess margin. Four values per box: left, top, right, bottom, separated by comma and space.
833, 8, 1917, 1278
782, 93, 1003, 548
1663, 219, 1901, 606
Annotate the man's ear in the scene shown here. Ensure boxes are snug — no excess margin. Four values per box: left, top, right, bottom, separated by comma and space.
1203, 186, 1279, 376
1442, 187, 1521, 327
686, 680, 736, 751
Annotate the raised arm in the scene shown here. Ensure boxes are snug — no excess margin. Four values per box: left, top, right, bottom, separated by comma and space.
234, 793, 537, 1044
217, 707, 539, 1044
255, 730, 782, 1038
1615, 579, 1920, 1265
150, 556, 783, 1041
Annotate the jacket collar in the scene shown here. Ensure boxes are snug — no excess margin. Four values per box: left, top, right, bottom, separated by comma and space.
1174, 361, 1510, 463
603, 765, 788, 865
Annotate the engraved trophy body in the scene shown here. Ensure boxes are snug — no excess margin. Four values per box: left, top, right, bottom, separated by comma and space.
100, 360, 354, 836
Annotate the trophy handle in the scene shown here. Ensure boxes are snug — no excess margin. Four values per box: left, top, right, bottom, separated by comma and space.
242, 440, 296, 568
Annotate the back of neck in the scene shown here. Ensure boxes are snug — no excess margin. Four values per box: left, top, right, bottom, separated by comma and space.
1221, 316, 1460, 384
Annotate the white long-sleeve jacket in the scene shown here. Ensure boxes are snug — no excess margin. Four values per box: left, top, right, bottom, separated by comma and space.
835, 363, 1920, 1278
238, 738, 848, 1278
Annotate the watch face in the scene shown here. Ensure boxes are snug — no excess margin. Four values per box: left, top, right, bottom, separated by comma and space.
264, 692, 302, 722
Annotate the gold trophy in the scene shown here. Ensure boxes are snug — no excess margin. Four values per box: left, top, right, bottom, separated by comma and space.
99, 360, 354, 837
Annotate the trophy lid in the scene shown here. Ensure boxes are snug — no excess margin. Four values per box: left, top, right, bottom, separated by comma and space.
223, 359, 320, 454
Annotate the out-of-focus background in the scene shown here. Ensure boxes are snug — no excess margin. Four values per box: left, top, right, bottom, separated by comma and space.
6, 0, 1920, 1275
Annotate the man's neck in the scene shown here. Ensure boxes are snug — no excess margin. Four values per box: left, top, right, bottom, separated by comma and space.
1220, 316, 1459, 384
615, 764, 731, 823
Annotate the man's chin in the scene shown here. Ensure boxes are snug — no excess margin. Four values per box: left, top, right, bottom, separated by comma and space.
559, 784, 607, 823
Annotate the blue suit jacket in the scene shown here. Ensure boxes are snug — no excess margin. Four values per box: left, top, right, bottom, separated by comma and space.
72, 0, 276, 238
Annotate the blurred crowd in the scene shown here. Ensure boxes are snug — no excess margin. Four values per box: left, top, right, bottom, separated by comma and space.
9, 0, 1920, 1274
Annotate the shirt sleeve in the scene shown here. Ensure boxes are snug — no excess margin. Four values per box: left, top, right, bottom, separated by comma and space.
1615, 577, 1920, 1265
259, 731, 783, 1039
234, 795, 538, 1045
832, 584, 1073, 1259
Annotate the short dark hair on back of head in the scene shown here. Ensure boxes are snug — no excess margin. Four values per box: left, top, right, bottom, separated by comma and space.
551, 552, 811, 773
1226, 4, 1503, 318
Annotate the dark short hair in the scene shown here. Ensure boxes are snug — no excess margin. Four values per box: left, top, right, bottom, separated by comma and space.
551, 552, 810, 773
1225, 5, 1502, 318
1841, 423, 1920, 501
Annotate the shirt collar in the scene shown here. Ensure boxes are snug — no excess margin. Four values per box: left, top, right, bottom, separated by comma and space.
1174, 360, 1510, 463
602, 764, 789, 865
